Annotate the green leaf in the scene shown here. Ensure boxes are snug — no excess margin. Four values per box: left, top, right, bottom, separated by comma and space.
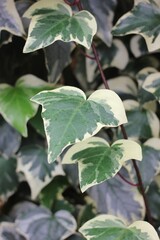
143, 72, 160, 102
112, 1, 160, 52
23, 0, 97, 53
122, 100, 159, 140
0, 156, 18, 199
79, 214, 159, 240
17, 145, 64, 199
31, 86, 127, 163
39, 176, 69, 209
0, 0, 25, 36
88, 170, 145, 224
15, 206, 77, 240
0, 118, 21, 158
0, 222, 26, 240
63, 137, 142, 192
81, 0, 117, 46
0, 74, 54, 137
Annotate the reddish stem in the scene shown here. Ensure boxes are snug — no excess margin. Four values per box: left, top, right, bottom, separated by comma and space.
64, 0, 80, 6
118, 172, 139, 187
64, 0, 153, 225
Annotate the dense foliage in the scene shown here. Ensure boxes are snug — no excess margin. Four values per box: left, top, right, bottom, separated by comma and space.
0, 0, 160, 239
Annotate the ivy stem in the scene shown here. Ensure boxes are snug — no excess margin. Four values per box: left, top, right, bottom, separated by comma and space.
117, 172, 139, 187
120, 125, 153, 225
92, 42, 153, 225
64, 0, 153, 225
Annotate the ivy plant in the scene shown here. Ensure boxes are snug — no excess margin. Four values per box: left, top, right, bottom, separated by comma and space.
0, 0, 160, 239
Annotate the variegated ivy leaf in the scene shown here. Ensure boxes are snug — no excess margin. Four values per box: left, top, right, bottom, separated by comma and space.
81, 0, 117, 46
122, 100, 160, 140
79, 215, 159, 240
0, 222, 26, 240
23, 0, 97, 53
88, 170, 145, 224
126, 138, 160, 189
143, 72, 160, 102
63, 137, 142, 192
0, 74, 54, 137
112, 0, 160, 52
31, 86, 127, 163
17, 145, 64, 199
16, 207, 77, 240
0, 0, 25, 37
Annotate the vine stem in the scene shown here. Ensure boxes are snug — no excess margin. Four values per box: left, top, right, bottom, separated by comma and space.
64, 0, 153, 225
92, 40, 153, 225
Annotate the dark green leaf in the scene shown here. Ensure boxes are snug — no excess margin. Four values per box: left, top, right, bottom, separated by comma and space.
0, 156, 18, 199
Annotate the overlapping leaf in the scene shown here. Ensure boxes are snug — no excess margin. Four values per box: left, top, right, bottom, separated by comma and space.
143, 72, 160, 102
0, 222, 26, 240
0, 74, 54, 137
81, 0, 117, 46
0, 119, 21, 158
127, 138, 160, 188
23, 0, 97, 53
32, 86, 127, 163
15, 206, 77, 240
0, 156, 18, 199
79, 215, 159, 240
112, 0, 160, 52
122, 100, 159, 140
0, 0, 25, 36
44, 41, 72, 83
17, 145, 64, 199
63, 137, 142, 192
87, 170, 145, 224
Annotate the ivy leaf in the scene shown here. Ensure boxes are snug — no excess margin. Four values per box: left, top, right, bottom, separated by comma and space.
23, 0, 97, 53
63, 137, 142, 192
16, 206, 77, 240
112, 0, 160, 52
0, 74, 54, 137
0, 119, 21, 158
122, 100, 159, 140
0, 0, 25, 36
31, 86, 127, 163
0, 222, 26, 240
0, 156, 18, 200
147, 177, 160, 220
44, 41, 72, 83
79, 214, 159, 240
87, 170, 145, 224
143, 72, 160, 102
81, 0, 117, 46
17, 145, 64, 199
129, 138, 160, 188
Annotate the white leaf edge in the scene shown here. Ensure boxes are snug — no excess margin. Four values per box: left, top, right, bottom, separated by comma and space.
17, 154, 64, 199
79, 214, 159, 240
